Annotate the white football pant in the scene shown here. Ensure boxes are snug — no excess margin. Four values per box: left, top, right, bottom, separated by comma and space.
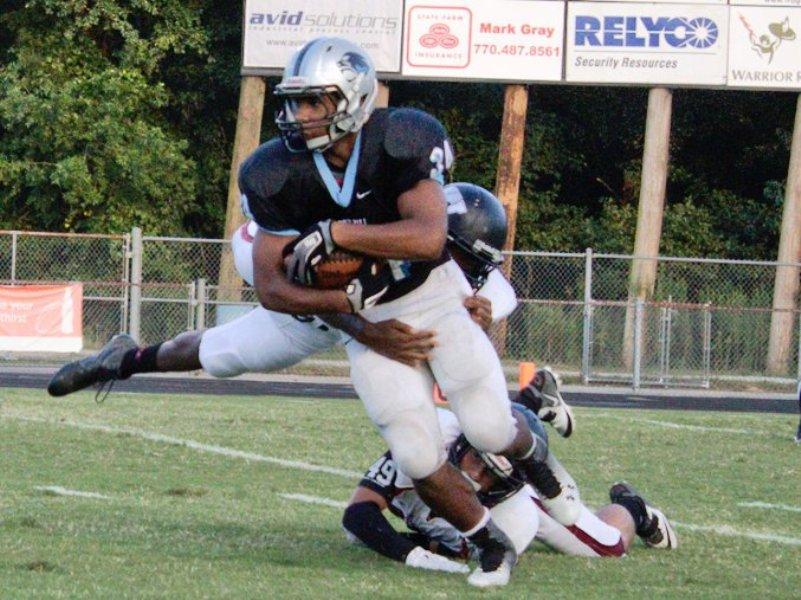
347, 260, 517, 480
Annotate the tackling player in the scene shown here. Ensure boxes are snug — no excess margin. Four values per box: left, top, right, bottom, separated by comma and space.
342, 403, 677, 574
46, 184, 566, 419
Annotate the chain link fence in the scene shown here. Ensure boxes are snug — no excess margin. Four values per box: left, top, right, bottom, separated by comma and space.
2, 229, 799, 390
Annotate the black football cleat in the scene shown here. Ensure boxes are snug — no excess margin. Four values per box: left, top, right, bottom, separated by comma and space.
47, 334, 137, 397
610, 482, 677, 549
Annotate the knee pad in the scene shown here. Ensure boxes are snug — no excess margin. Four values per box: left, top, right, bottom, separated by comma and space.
381, 412, 445, 480
198, 329, 246, 378
456, 395, 517, 454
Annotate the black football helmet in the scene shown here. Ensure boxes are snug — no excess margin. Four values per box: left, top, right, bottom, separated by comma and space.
444, 183, 508, 288
448, 434, 525, 506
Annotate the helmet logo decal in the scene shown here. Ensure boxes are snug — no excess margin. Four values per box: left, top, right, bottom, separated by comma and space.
338, 52, 370, 82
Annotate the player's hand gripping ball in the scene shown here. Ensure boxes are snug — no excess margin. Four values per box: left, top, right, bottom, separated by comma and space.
308, 250, 373, 290
283, 224, 391, 311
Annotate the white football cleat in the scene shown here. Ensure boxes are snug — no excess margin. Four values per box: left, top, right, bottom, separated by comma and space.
466, 521, 517, 588
530, 367, 574, 438
645, 506, 678, 550
467, 561, 512, 588
404, 546, 469, 574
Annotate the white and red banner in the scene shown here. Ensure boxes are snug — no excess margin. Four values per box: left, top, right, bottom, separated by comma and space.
402, 0, 564, 82
0, 284, 83, 352
242, 0, 403, 73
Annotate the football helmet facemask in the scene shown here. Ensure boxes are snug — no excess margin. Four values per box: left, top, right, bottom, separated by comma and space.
275, 37, 378, 152
448, 434, 525, 506
444, 183, 508, 289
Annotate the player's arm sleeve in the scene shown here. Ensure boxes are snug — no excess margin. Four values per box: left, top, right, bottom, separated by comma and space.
342, 452, 416, 562
237, 142, 299, 236
384, 108, 454, 197
342, 501, 417, 562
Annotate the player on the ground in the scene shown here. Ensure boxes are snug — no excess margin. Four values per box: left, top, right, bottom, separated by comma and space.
46, 184, 572, 439
342, 403, 677, 574
236, 36, 581, 587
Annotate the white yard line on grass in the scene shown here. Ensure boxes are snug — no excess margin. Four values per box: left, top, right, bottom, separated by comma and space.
673, 521, 801, 547
7, 414, 362, 479
278, 493, 801, 549
587, 413, 769, 436
34, 485, 111, 500
737, 501, 801, 514
279, 493, 347, 509
7, 413, 801, 549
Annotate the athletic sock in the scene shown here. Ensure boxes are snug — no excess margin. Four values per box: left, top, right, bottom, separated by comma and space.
119, 343, 162, 379
515, 385, 543, 415
613, 496, 655, 538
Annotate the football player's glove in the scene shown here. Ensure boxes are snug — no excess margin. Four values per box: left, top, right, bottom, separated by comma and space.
284, 219, 336, 285
404, 546, 469, 574
345, 259, 392, 312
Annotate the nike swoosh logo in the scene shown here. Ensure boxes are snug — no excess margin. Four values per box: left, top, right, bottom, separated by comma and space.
356, 190, 372, 199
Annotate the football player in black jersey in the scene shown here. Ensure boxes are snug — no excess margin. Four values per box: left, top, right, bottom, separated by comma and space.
239, 37, 579, 587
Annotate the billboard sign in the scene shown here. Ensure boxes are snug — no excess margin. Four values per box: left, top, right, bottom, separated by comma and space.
728, 7, 801, 89
242, 0, 403, 73
566, 2, 728, 85
402, 1, 564, 82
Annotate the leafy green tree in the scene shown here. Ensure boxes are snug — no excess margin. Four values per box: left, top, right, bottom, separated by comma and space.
0, 0, 218, 234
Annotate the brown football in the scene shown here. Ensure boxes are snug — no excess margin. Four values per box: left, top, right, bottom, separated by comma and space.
311, 250, 371, 290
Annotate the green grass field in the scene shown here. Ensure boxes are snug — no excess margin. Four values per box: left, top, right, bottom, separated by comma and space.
1, 387, 799, 599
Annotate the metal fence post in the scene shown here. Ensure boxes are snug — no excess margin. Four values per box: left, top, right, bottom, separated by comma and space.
129, 227, 143, 343
10, 231, 18, 283
196, 278, 206, 330
581, 248, 593, 384
703, 303, 712, 389
633, 298, 644, 390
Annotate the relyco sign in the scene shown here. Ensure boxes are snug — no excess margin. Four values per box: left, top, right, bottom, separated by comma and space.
402, 1, 564, 81
566, 1, 728, 85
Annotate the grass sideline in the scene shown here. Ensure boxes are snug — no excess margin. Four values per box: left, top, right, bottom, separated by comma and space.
1, 387, 800, 598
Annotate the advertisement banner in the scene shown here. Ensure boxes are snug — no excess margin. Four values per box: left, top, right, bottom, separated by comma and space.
565, 2, 728, 86
242, 0, 403, 73
590, 0, 725, 4
0, 284, 83, 352
727, 7, 801, 89
730, 0, 801, 6
402, 0, 564, 82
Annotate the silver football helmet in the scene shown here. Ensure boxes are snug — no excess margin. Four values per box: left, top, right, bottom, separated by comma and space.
275, 37, 378, 152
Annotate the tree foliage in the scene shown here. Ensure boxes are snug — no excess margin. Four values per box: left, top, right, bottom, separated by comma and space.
0, 2, 796, 258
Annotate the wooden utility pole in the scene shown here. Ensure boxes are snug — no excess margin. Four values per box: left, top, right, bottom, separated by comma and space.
767, 92, 801, 375
217, 76, 266, 302
376, 80, 390, 109
622, 87, 673, 369
493, 84, 529, 356
495, 84, 529, 258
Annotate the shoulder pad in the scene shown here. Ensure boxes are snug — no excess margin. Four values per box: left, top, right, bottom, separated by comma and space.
384, 108, 448, 160
238, 138, 291, 201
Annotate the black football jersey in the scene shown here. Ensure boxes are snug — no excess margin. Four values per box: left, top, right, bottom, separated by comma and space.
238, 107, 454, 303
